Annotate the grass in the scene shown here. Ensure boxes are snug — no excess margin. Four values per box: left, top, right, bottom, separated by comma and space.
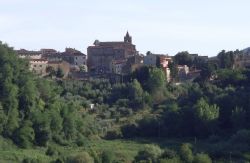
0, 137, 151, 163
0, 137, 209, 163
0, 136, 249, 163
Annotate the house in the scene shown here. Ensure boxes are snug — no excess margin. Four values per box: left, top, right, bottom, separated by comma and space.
15, 49, 42, 59
112, 60, 127, 74
47, 61, 70, 78
29, 59, 48, 76
61, 48, 87, 71
143, 53, 172, 81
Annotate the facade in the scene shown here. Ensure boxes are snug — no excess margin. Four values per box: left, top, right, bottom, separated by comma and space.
16, 47, 87, 76
123, 54, 144, 74
29, 59, 48, 76
234, 55, 250, 69
87, 32, 138, 73
143, 53, 157, 66
111, 60, 127, 74
177, 65, 189, 79
143, 53, 172, 81
61, 48, 87, 70
48, 61, 70, 78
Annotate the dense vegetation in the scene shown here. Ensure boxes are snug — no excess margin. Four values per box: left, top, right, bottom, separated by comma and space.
1, 42, 250, 162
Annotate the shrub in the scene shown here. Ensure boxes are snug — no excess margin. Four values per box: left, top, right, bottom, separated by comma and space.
193, 153, 212, 163
14, 120, 35, 148
105, 129, 122, 140
161, 148, 177, 159
52, 134, 69, 146
22, 158, 43, 163
158, 157, 181, 163
52, 158, 64, 163
230, 129, 250, 144
67, 152, 94, 163
179, 143, 193, 163
134, 144, 163, 163
102, 149, 115, 163
75, 135, 89, 147
46, 145, 58, 156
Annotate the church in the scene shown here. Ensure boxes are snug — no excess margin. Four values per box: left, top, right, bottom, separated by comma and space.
87, 32, 138, 73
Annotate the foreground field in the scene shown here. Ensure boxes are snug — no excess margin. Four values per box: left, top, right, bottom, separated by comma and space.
0, 137, 149, 163
1, 136, 250, 163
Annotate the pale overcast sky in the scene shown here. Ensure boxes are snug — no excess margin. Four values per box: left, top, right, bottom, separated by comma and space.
1, 0, 250, 56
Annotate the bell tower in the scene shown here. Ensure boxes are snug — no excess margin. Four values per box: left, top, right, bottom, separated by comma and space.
124, 31, 132, 43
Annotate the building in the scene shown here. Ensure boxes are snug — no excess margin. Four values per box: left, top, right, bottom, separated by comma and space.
29, 59, 48, 76
61, 48, 87, 71
234, 54, 250, 69
15, 49, 42, 59
87, 32, 138, 73
177, 65, 189, 80
143, 53, 172, 81
47, 61, 70, 78
111, 60, 127, 74
40, 49, 58, 56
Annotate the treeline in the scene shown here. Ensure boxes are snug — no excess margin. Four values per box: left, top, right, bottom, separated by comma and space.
0, 42, 99, 150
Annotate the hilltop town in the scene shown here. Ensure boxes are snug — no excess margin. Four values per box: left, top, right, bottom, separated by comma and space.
15, 32, 250, 84
13, 32, 209, 83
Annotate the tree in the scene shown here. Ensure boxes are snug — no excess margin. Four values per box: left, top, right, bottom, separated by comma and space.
0, 103, 6, 134
46, 66, 56, 76
102, 150, 115, 163
132, 66, 150, 89
179, 143, 193, 163
200, 63, 217, 81
193, 98, 219, 136
146, 68, 165, 93
194, 98, 219, 121
32, 112, 51, 146
168, 62, 178, 81
193, 153, 212, 163
217, 50, 235, 69
134, 144, 163, 163
128, 79, 144, 109
174, 51, 193, 67
56, 68, 64, 78
63, 114, 76, 140
14, 120, 35, 148
67, 152, 94, 163
19, 76, 38, 116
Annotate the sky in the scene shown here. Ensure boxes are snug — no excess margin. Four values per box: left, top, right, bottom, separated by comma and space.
1, 0, 250, 56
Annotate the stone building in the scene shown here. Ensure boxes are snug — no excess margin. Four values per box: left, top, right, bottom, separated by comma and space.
61, 48, 87, 71
111, 60, 127, 74
87, 32, 138, 73
15, 49, 42, 59
29, 59, 48, 76
47, 61, 70, 78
